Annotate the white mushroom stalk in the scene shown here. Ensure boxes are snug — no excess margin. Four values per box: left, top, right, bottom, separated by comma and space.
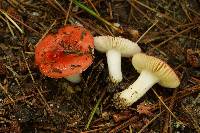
106, 49, 122, 83
65, 74, 81, 83
113, 70, 159, 108
94, 36, 141, 83
113, 53, 180, 109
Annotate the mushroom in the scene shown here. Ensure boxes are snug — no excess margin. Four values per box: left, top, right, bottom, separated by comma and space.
94, 36, 141, 83
113, 53, 180, 109
35, 25, 94, 83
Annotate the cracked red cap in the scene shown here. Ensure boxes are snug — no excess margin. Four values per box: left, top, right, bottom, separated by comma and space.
35, 25, 94, 78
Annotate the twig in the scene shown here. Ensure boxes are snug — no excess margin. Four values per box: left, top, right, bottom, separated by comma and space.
152, 88, 185, 125
138, 110, 165, 133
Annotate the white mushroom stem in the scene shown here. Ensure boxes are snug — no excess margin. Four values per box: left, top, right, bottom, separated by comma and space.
106, 49, 122, 83
117, 70, 159, 107
65, 74, 81, 83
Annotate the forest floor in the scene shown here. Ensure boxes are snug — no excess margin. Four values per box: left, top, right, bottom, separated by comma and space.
0, 0, 200, 132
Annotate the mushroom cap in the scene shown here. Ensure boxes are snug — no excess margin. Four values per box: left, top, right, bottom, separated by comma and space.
94, 36, 141, 57
35, 25, 94, 78
132, 53, 180, 88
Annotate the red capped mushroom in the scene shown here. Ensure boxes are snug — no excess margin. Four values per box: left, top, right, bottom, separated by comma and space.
35, 25, 94, 83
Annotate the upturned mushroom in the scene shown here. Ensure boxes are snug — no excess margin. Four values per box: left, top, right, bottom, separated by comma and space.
94, 36, 141, 83
113, 53, 180, 109
35, 25, 94, 83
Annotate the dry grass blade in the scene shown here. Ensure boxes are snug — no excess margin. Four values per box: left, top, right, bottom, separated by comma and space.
5, 19, 15, 37
162, 88, 178, 133
152, 88, 185, 125
127, 0, 163, 31
150, 84, 200, 112
3, 94, 34, 106
148, 25, 195, 52
180, 1, 192, 22
0, 117, 12, 123
129, 125, 133, 133
21, 51, 35, 83
0, 82, 15, 104
188, 7, 200, 17
64, 0, 73, 24
0, 14, 6, 21
109, 116, 138, 133
72, 0, 122, 33
47, 0, 61, 11
35, 20, 57, 47
53, 0, 67, 14
182, 104, 200, 133
0, 9, 40, 35
74, 15, 109, 35
132, 0, 181, 24
136, 20, 158, 43
0, 9, 24, 34
37, 87, 52, 114
0, 13, 15, 37
4, 64, 21, 87
2, 90, 48, 106
86, 0, 100, 15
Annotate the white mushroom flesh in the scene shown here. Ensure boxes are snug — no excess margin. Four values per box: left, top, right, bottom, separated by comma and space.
106, 49, 122, 83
